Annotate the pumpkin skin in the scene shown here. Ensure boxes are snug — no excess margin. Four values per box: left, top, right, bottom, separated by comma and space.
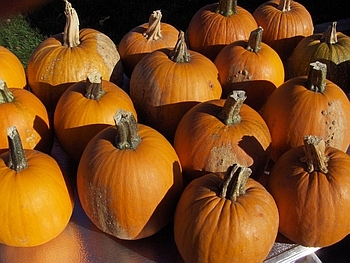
261, 62, 350, 162
186, 0, 258, 61
27, 1, 123, 112
253, 0, 314, 61
0, 127, 73, 247
174, 165, 279, 263
77, 110, 183, 240
118, 10, 179, 78
290, 22, 350, 97
0, 46, 26, 89
266, 136, 350, 247
54, 71, 137, 163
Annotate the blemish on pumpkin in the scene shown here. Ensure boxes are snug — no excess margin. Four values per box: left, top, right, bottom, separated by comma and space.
95, 33, 120, 74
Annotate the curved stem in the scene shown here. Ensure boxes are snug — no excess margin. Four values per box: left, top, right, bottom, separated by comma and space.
143, 10, 163, 41
169, 30, 190, 63
300, 135, 329, 174
84, 71, 105, 100
218, 90, 246, 125
307, 61, 327, 93
278, 0, 291, 12
320, 21, 338, 44
0, 79, 14, 104
7, 126, 28, 172
246, 26, 263, 53
114, 109, 141, 150
63, 0, 80, 48
220, 164, 252, 202
216, 0, 238, 16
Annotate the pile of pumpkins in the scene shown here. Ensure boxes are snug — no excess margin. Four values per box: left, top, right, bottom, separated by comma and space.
0, 0, 350, 262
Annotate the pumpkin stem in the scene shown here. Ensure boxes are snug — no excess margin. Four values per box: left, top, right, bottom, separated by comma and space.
300, 135, 329, 174
307, 61, 327, 93
220, 164, 252, 202
320, 21, 338, 44
143, 10, 163, 41
84, 71, 105, 100
218, 90, 246, 125
63, 0, 80, 48
0, 79, 14, 104
216, 0, 238, 16
278, 0, 291, 12
169, 30, 191, 63
246, 26, 263, 53
6, 126, 28, 172
114, 109, 141, 150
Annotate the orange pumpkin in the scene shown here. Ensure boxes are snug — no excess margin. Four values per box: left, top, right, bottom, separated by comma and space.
77, 109, 183, 240
54, 71, 137, 163
27, 0, 124, 112
129, 30, 222, 142
0, 78, 53, 155
118, 10, 179, 78
186, 0, 257, 61
267, 135, 350, 247
174, 164, 279, 263
0, 46, 26, 89
253, 0, 313, 61
262, 61, 350, 162
0, 0, 48, 19
0, 126, 73, 247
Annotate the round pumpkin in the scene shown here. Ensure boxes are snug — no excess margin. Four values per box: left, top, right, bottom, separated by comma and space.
0, 0, 48, 19
267, 135, 350, 247
129, 30, 222, 142
54, 71, 137, 163
174, 164, 279, 263
0, 78, 53, 155
118, 10, 179, 79
290, 21, 350, 98
0, 46, 26, 89
0, 126, 73, 247
186, 0, 258, 61
27, 0, 124, 112
253, 0, 314, 61
77, 109, 183, 240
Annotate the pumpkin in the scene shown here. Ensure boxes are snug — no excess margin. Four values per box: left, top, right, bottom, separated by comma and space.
253, 0, 313, 61
186, 0, 258, 61
0, 0, 48, 19
214, 26, 285, 111
0, 46, 26, 89
0, 78, 53, 155
118, 10, 179, 79
77, 109, 183, 240
0, 126, 73, 247
174, 90, 271, 185
262, 61, 350, 162
129, 30, 222, 142
27, 0, 124, 112
290, 21, 350, 98
266, 135, 350, 247
54, 71, 137, 163
174, 164, 279, 263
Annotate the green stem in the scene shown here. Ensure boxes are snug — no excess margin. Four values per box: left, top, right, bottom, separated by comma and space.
0, 79, 14, 104
169, 30, 190, 63
307, 61, 327, 93
278, 0, 291, 12
320, 21, 338, 44
216, 0, 238, 16
114, 109, 141, 150
246, 27, 263, 53
63, 0, 80, 48
84, 71, 105, 100
143, 10, 163, 41
218, 90, 246, 125
7, 126, 28, 172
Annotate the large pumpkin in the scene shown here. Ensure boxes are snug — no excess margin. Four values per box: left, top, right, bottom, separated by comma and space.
290, 21, 350, 98
267, 135, 350, 247
129, 30, 222, 142
262, 61, 350, 162
27, 0, 123, 112
186, 0, 257, 61
0, 126, 73, 247
174, 164, 279, 263
0, 46, 26, 89
77, 109, 183, 240
54, 71, 137, 163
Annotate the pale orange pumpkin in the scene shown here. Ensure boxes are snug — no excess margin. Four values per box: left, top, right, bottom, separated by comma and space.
0, 46, 26, 89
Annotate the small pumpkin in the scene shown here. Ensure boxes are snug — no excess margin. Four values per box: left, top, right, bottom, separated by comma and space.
0, 46, 26, 89
267, 135, 350, 247
77, 109, 183, 240
27, 0, 124, 112
54, 71, 137, 163
174, 164, 279, 263
0, 126, 73, 247
186, 0, 258, 61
